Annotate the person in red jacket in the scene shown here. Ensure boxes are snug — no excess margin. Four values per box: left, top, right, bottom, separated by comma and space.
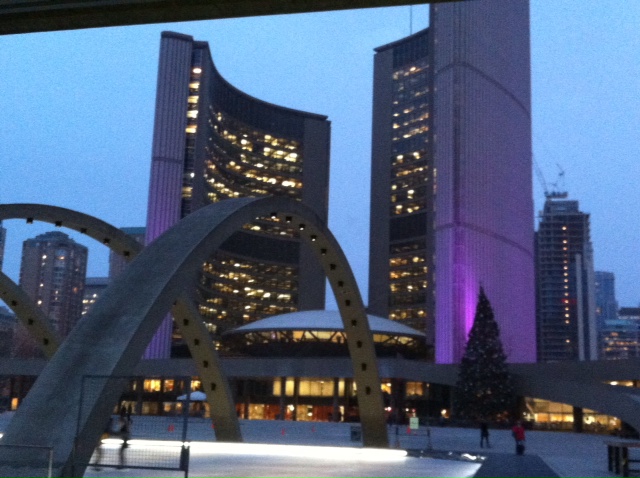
512, 421, 526, 455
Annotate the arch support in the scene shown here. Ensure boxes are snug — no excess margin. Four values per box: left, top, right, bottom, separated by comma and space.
0, 204, 241, 452
0, 197, 387, 476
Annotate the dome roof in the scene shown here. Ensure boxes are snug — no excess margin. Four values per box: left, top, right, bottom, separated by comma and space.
223, 310, 424, 338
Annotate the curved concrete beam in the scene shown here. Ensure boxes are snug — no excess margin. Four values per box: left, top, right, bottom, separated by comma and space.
0, 270, 61, 358
0, 204, 241, 443
0, 204, 142, 259
0, 204, 141, 360
0, 197, 387, 476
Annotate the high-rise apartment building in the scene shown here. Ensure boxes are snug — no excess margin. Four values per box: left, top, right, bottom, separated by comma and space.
19, 231, 88, 338
536, 197, 597, 361
145, 32, 330, 358
369, 1, 535, 363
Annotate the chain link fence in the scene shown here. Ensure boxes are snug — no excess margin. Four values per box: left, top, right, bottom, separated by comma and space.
76, 375, 191, 477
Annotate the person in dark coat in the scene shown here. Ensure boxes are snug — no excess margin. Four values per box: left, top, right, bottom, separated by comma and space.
117, 412, 132, 468
480, 421, 490, 448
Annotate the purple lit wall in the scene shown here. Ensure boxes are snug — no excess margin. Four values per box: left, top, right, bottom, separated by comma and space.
143, 33, 194, 359
432, 1, 536, 363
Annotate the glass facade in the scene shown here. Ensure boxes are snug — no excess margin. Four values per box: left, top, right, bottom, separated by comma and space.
146, 32, 329, 354
369, 28, 435, 339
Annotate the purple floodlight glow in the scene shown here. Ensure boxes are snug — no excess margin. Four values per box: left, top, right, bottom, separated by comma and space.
432, 0, 536, 364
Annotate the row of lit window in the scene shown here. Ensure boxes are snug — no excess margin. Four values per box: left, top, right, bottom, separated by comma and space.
392, 111, 430, 130
393, 125, 429, 141
389, 255, 425, 267
389, 267, 428, 280
208, 140, 303, 178
203, 258, 296, 276
199, 302, 297, 323
390, 280, 428, 293
392, 64, 427, 80
392, 202, 425, 216
201, 265, 295, 286
206, 157, 301, 193
389, 307, 427, 321
245, 330, 414, 347
201, 274, 295, 297
212, 110, 301, 154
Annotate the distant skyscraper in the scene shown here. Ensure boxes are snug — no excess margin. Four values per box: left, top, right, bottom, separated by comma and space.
601, 307, 640, 360
369, 1, 535, 363
594, 271, 618, 328
19, 231, 87, 338
108, 227, 146, 280
145, 32, 330, 358
0, 222, 6, 271
82, 277, 109, 317
0, 306, 15, 358
536, 197, 597, 361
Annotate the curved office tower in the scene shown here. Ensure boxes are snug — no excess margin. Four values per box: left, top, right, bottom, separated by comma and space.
145, 32, 330, 358
431, 1, 535, 363
370, 1, 535, 364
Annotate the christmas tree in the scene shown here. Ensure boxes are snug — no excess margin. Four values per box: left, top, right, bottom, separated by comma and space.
454, 287, 514, 421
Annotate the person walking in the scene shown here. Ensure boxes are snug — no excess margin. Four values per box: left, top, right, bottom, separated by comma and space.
480, 421, 490, 448
117, 411, 132, 469
512, 420, 526, 455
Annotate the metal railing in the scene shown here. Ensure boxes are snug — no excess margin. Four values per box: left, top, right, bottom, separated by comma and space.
0, 443, 54, 477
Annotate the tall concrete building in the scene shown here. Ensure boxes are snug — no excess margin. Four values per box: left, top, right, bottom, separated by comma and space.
19, 231, 88, 338
369, 1, 535, 363
535, 197, 597, 361
145, 32, 330, 358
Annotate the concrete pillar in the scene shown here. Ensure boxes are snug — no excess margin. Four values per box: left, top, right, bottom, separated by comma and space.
279, 377, 286, 420
292, 378, 299, 421
332, 377, 340, 422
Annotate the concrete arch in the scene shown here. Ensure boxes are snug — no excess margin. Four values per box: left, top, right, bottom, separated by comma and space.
0, 197, 388, 476
0, 204, 142, 360
0, 270, 61, 358
0, 204, 241, 445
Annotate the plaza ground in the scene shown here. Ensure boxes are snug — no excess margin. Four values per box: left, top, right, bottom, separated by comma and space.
0, 413, 625, 476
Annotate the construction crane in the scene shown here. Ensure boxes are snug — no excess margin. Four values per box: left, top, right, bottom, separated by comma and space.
533, 157, 568, 200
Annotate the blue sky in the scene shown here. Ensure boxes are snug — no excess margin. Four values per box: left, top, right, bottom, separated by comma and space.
0, 1, 639, 309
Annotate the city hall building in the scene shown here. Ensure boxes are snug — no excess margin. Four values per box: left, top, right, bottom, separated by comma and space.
144, 31, 330, 358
